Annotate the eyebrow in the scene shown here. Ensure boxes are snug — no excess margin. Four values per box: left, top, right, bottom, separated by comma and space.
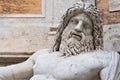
71, 16, 92, 26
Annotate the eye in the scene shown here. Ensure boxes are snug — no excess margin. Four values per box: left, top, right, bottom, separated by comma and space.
70, 18, 79, 25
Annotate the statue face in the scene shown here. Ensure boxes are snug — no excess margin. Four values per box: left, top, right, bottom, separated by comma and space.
60, 13, 94, 56
62, 13, 93, 42
53, 2, 103, 54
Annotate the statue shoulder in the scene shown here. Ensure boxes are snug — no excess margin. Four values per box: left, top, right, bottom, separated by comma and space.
29, 49, 50, 61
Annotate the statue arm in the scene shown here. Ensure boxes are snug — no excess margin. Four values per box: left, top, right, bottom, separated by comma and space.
0, 49, 50, 80
0, 58, 34, 80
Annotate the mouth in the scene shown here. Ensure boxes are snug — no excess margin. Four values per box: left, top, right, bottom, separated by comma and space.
69, 31, 82, 41
72, 34, 82, 41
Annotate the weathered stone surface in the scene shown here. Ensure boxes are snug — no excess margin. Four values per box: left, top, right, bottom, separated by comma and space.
103, 23, 120, 51
0, 26, 54, 53
53, 0, 95, 25
109, 0, 120, 11
103, 24, 120, 41
0, 0, 42, 14
104, 40, 120, 52
0, 0, 54, 54
96, 0, 120, 25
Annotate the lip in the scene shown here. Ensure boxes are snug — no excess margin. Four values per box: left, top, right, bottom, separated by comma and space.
72, 32, 81, 37
71, 33, 82, 41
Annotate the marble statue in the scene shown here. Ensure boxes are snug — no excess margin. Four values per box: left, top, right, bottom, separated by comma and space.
0, 1, 120, 80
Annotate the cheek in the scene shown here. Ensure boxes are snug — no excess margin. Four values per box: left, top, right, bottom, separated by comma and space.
62, 24, 76, 35
83, 28, 92, 35
62, 27, 73, 39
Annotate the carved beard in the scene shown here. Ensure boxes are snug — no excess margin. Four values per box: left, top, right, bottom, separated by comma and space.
60, 31, 94, 56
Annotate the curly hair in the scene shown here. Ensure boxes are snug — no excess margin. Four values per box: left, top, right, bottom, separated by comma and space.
52, 1, 103, 52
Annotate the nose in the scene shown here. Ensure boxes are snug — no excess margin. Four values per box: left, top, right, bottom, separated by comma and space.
75, 21, 83, 32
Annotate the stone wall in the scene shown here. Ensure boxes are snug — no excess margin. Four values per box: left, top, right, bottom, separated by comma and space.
0, 0, 42, 14
96, 0, 120, 25
53, 0, 95, 25
0, 0, 53, 54
96, 0, 120, 51
103, 24, 120, 51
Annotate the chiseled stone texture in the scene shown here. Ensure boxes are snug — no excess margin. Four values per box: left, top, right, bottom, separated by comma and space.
0, 25, 54, 53
0, 0, 54, 54
109, 0, 120, 11
96, 0, 120, 25
103, 23, 120, 51
53, 0, 95, 25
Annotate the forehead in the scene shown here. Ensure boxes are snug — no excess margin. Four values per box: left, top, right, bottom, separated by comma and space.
70, 13, 92, 24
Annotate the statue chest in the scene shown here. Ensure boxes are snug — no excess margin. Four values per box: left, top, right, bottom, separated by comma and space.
33, 54, 63, 75
32, 54, 102, 80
